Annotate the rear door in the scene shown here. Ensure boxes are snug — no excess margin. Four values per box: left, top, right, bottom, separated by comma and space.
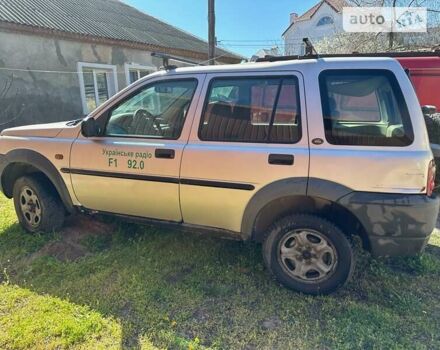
180, 71, 309, 233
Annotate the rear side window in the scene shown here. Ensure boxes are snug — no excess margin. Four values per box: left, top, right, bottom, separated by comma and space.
199, 77, 301, 143
319, 70, 414, 146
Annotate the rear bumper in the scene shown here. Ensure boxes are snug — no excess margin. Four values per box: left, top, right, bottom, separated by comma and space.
338, 192, 440, 257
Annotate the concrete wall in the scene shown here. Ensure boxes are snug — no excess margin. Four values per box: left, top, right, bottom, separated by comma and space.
283, 3, 343, 55
0, 30, 190, 130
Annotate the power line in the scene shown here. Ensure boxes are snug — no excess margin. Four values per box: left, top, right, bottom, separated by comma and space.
219, 43, 301, 48
219, 39, 285, 42
0, 53, 245, 75
0, 67, 86, 74
219, 39, 303, 43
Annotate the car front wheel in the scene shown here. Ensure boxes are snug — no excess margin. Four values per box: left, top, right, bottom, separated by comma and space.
263, 214, 354, 295
13, 175, 66, 233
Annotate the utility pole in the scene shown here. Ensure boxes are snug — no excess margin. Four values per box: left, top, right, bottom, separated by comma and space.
208, 0, 216, 65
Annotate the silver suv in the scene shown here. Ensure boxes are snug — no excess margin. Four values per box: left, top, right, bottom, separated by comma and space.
0, 57, 438, 295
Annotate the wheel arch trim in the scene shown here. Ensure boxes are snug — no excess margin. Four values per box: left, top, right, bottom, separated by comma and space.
241, 177, 356, 240
1, 149, 75, 213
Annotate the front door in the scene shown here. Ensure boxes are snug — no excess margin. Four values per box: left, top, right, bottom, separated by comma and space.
69, 75, 203, 221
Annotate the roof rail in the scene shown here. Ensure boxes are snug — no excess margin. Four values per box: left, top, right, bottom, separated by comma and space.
256, 50, 440, 63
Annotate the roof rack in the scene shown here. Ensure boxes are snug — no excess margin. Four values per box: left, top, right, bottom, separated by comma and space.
303, 37, 318, 56
151, 52, 201, 70
256, 49, 440, 63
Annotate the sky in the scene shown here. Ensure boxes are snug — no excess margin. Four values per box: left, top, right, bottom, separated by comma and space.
124, 0, 319, 58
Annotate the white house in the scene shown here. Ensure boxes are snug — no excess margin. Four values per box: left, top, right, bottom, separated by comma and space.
282, 0, 347, 55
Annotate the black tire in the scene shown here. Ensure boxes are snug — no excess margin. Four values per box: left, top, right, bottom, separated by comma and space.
263, 214, 354, 295
13, 175, 66, 233
424, 112, 440, 143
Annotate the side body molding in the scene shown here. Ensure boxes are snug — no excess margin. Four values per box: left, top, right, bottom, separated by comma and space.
1, 149, 75, 213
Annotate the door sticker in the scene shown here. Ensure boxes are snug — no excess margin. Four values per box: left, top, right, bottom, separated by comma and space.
102, 148, 152, 170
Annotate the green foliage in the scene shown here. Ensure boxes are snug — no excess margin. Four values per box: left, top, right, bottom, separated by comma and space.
1, 194, 440, 349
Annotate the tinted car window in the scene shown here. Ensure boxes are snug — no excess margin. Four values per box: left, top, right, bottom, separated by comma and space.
319, 70, 414, 146
199, 77, 301, 143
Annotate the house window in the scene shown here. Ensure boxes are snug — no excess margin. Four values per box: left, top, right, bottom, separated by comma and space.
128, 69, 150, 84
78, 63, 118, 114
124, 64, 156, 85
317, 16, 334, 26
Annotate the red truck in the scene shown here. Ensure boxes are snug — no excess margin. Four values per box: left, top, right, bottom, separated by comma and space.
394, 53, 440, 157
395, 52, 440, 112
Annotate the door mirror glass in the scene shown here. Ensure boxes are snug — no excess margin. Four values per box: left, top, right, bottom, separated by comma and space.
81, 118, 100, 137
422, 105, 437, 116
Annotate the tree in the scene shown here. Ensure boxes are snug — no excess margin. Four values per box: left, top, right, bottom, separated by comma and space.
315, 0, 440, 54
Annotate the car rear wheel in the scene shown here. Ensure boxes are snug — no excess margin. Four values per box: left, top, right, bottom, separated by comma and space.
263, 214, 354, 295
13, 175, 65, 233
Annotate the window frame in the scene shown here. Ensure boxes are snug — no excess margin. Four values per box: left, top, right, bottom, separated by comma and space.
77, 62, 118, 115
198, 75, 302, 144
316, 16, 334, 27
101, 78, 199, 141
124, 63, 156, 86
318, 69, 414, 147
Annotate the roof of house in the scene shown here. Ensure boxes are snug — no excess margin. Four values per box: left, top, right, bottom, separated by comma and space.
0, 0, 242, 63
257, 48, 281, 57
282, 0, 347, 36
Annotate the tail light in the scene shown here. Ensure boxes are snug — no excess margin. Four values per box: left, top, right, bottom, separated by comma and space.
427, 160, 436, 196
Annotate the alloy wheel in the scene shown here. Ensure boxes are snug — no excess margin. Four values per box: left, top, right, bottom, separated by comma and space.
19, 186, 42, 228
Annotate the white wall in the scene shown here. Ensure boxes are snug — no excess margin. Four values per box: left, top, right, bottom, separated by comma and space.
283, 2, 344, 55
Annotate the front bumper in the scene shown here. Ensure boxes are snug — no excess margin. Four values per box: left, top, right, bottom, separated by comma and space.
338, 192, 440, 257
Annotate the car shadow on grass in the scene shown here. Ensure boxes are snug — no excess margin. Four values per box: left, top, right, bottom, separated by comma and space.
1, 215, 440, 349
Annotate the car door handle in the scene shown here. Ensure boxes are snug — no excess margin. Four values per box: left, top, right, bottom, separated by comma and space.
155, 148, 175, 159
268, 154, 294, 165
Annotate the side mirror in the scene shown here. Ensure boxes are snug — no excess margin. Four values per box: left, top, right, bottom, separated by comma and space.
81, 118, 101, 137
422, 105, 437, 116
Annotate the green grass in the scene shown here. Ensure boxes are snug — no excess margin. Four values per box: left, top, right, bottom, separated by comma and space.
1, 193, 440, 349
